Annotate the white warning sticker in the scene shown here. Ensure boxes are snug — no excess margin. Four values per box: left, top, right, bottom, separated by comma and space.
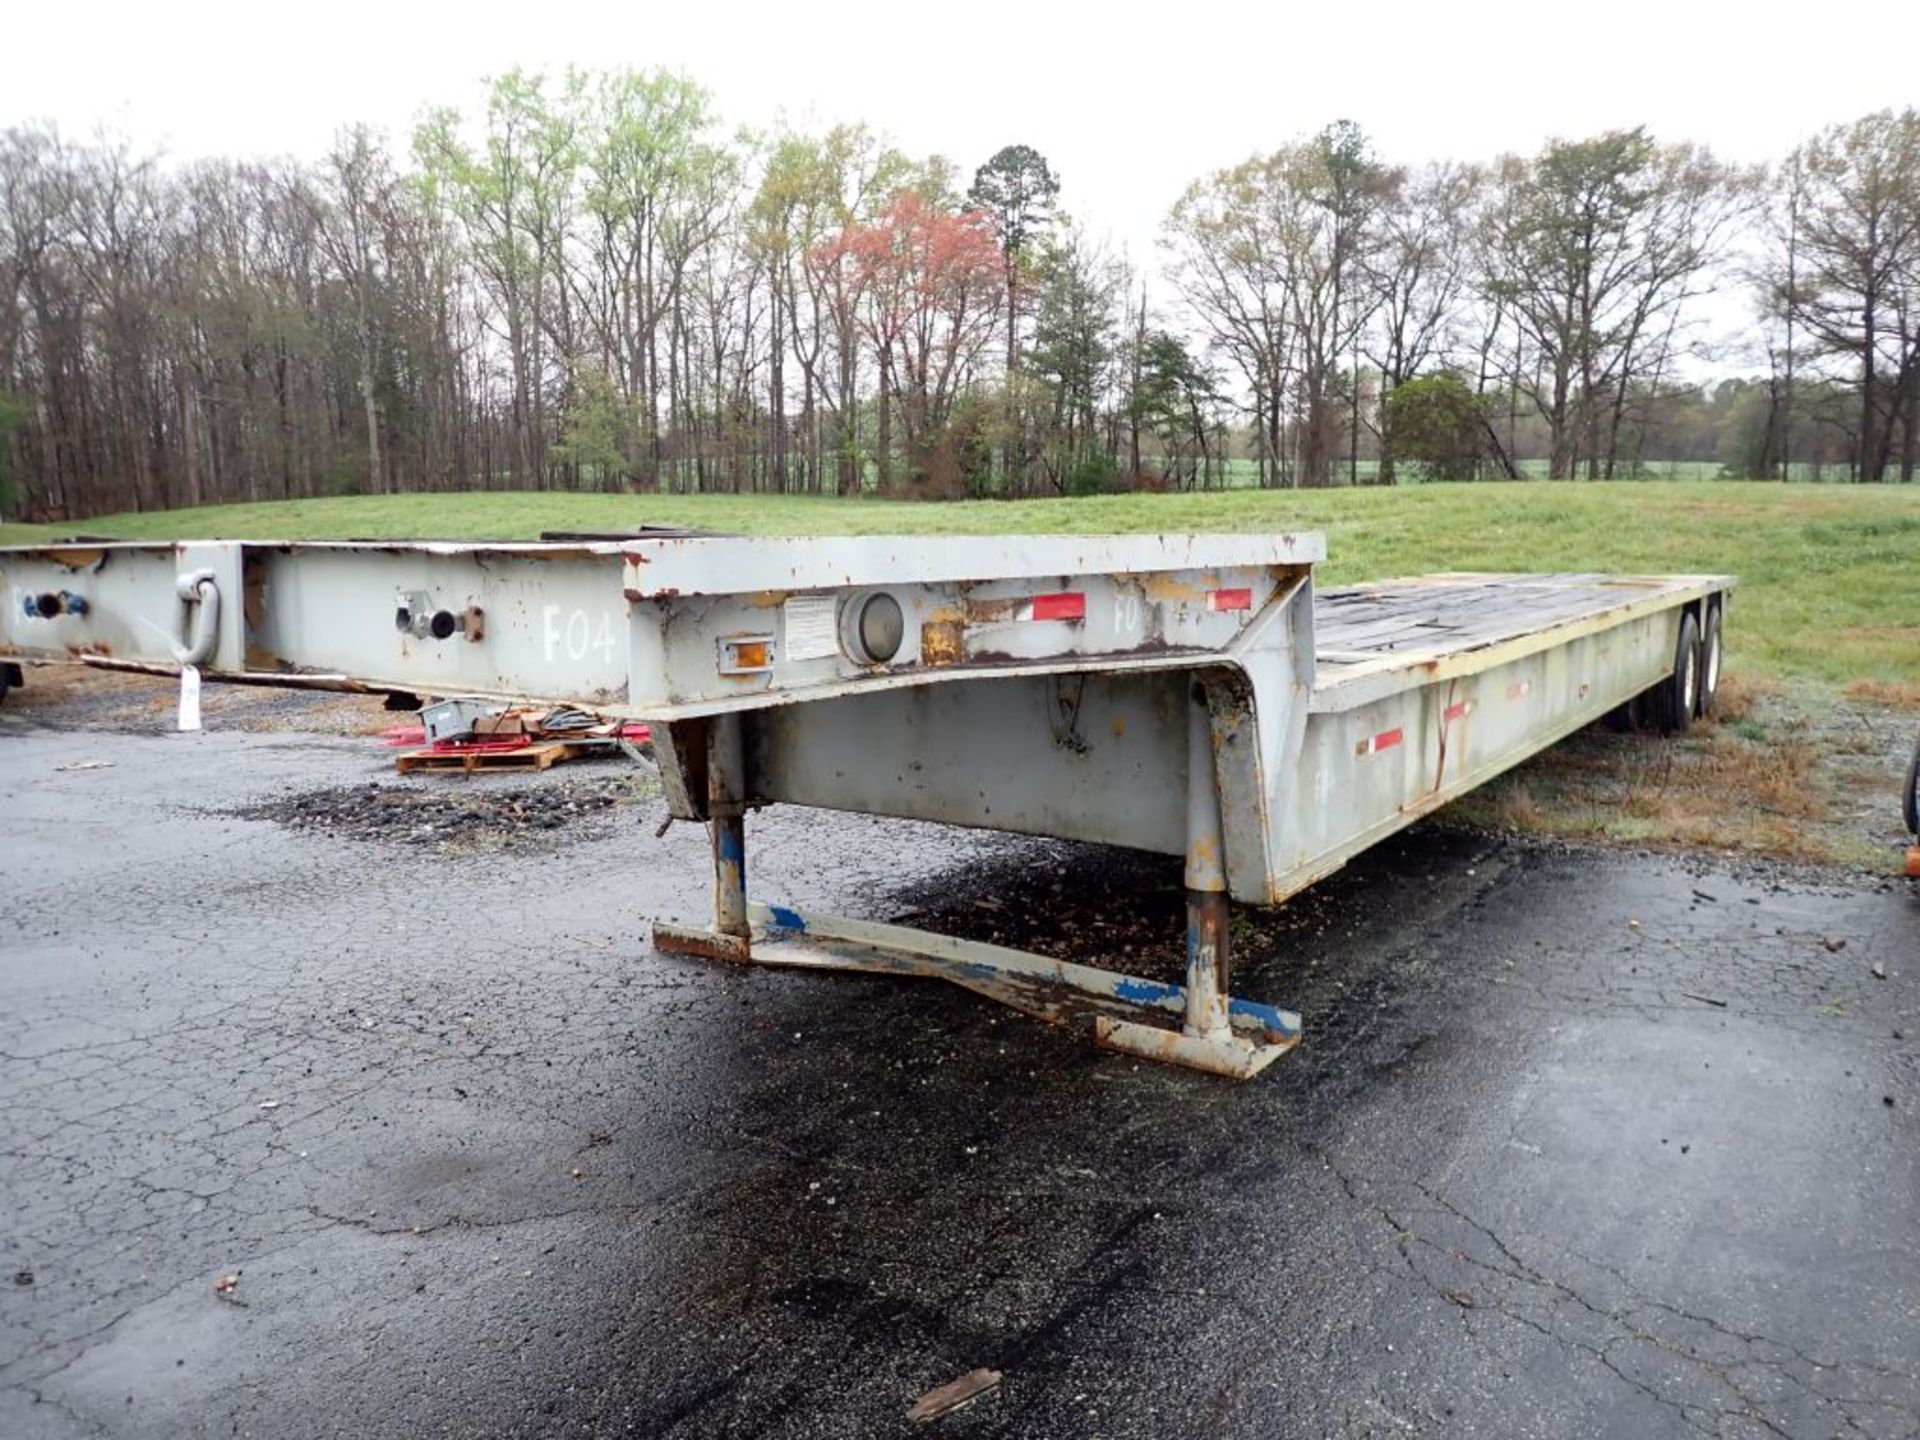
782, 594, 840, 662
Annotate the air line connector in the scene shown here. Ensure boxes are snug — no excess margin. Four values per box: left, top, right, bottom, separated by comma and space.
24, 590, 88, 619
394, 591, 485, 643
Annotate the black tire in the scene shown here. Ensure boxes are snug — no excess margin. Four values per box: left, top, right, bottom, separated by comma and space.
1656, 612, 1701, 736
1695, 602, 1723, 718
1903, 738, 1920, 838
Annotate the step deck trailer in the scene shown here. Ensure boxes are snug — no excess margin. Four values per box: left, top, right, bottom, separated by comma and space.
2, 534, 1730, 1078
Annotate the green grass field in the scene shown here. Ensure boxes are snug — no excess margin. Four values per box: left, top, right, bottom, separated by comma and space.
6, 482, 1915, 687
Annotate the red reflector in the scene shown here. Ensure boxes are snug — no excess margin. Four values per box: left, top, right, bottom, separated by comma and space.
1030, 592, 1086, 622
1209, 588, 1253, 612
1443, 701, 1471, 722
1354, 725, 1405, 758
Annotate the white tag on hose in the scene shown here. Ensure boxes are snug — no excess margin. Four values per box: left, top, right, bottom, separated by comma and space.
177, 665, 202, 732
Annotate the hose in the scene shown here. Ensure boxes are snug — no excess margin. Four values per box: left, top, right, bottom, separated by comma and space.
170, 570, 220, 667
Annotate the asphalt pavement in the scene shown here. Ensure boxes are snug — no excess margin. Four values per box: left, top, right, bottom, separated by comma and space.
2, 708, 1916, 1439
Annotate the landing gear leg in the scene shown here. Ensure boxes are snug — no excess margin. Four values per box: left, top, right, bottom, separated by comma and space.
1093, 684, 1298, 1079
654, 713, 752, 963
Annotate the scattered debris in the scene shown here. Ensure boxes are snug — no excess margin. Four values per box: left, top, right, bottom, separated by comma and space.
232, 773, 655, 855
1627, 919, 1642, 929
1443, 1288, 1476, 1308
213, 1273, 240, 1297
1681, 992, 1729, 1008
391, 699, 650, 775
907, 1368, 1003, 1424
54, 758, 112, 772
13, 1269, 32, 1287
1824, 936, 1848, 953
1870, 961, 1886, 979
256, 1099, 281, 1111
1691, 888, 1718, 903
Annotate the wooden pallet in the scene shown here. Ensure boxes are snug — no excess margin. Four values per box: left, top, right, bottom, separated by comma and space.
394, 740, 584, 775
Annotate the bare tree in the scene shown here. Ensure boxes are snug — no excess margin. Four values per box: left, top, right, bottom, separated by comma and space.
1768, 109, 1920, 482
1366, 161, 1481, 481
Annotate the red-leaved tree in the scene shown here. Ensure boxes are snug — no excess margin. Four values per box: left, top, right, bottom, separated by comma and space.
813, 192, 1001, 490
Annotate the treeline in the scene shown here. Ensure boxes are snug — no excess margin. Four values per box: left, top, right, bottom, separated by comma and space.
1, 75, 1916, 520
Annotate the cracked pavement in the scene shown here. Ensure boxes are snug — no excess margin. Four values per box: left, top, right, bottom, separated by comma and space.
1, 692, 1917, 1438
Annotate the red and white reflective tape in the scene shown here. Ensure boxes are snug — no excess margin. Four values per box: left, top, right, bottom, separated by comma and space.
1443, 699, 1475, 723
1505, 680, 1532, 701
1015, 587, 1251, 622
1018, 592, 1086, 622
1355, 726, 1404, 757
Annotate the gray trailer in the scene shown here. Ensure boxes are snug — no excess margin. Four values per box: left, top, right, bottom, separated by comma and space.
1, 533, 1729, 1078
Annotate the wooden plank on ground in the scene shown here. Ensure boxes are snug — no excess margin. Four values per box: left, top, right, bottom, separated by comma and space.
394, 741, 580, 775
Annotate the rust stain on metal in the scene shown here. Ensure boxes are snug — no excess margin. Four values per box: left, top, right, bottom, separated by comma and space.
242, 557, 269, 633
964, 595, 1024, 624
651, 922, 751, 965
962, 635, 1190, 667
1092, 1017, 1300, 1072
1138, 572, 1207, 604
41, 547, 108, 571
920, 617, 964, 667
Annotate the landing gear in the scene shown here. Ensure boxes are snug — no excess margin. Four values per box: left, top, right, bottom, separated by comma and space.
650, 683, 1303, 1080
1094, 686, 1295, 1078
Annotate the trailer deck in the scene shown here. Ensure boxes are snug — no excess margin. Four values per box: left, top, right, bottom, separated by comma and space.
1312, 572, 1723, 706
2, 533, 1731, 1080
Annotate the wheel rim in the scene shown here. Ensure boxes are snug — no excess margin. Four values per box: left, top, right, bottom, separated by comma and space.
1681, 642, 1698, 713
1705, 626, 1721, 696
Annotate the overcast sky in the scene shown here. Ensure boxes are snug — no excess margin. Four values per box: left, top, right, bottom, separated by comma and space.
11, 0, 1920, 276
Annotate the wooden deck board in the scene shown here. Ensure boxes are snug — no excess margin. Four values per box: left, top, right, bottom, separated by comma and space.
1310, 572, 1728, 708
